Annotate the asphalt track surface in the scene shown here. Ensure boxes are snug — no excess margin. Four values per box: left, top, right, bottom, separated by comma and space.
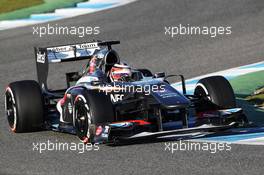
1, 0, 264, 174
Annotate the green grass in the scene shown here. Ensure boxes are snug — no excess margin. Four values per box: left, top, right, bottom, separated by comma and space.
229, 70, 264, 125
0, 0, 44, 14
230, 70, 264, 98
0, 0, 86, 20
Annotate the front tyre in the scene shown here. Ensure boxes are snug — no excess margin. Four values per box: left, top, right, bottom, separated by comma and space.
5, 80, 44, 132
74, 90, 114, 143
194, 76, 248, 125
194, 76, 236, 109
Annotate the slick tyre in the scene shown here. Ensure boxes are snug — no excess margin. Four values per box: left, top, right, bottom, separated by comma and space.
74, 90, 114, 143
5, 80, 44, 132
194, 76, 236, 109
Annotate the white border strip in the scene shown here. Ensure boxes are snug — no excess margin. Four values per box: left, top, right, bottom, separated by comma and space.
0, 0, 137, 30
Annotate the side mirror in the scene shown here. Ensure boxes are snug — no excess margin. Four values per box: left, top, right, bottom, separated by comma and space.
154, 72, 166, 78
91, 81, 101, 86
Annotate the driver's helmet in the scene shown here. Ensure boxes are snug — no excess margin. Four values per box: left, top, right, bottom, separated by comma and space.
109, 63, 132, 82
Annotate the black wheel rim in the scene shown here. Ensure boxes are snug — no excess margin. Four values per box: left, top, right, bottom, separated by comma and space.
195, 86, 207, 97
195, 85, 211, 100
75, 98, 90, 140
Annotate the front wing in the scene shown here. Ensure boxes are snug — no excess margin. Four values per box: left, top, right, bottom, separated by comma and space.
48, 108, 247, 144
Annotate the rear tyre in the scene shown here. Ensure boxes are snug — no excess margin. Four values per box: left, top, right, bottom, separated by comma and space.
74, 90, 114, 143
5, 80, 44, 132
194, 76, 236, 109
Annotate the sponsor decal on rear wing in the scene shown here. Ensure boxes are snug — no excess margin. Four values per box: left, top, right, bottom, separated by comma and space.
35, 42, 101, 63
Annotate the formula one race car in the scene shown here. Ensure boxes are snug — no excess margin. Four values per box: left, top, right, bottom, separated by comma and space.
5, 40, 248, 144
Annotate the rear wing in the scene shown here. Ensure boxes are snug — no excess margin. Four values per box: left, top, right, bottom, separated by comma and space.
34, 40, 120, 91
